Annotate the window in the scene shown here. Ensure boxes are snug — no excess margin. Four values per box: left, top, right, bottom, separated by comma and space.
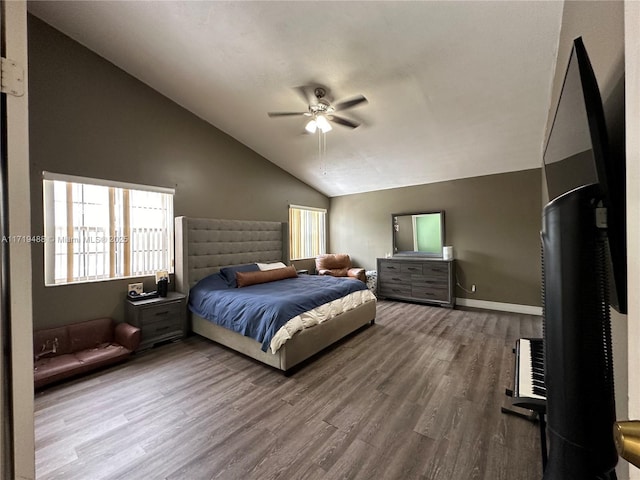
43, 172, 174, 285
289, 205, 326, 260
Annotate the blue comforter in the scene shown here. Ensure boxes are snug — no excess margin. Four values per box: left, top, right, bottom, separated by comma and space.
189, 274, 368, 352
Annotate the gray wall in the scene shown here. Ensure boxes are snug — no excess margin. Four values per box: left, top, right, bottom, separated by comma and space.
28, 15, 328, 329
330, 169, 542, 307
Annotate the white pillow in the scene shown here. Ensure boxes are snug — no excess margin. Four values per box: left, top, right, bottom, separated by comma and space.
256, 261, 287, 271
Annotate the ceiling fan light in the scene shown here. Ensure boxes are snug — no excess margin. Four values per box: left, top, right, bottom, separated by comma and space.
316, 115, 332, 133
305, 119, 317, 133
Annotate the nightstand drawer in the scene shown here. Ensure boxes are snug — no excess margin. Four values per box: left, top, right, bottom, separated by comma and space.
139, 301, 183, 326
142, 316, 182, 338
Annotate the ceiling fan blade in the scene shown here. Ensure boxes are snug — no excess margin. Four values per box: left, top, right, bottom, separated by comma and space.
333, 95, 368, 112
267, 111, 308, 117
327, 115, 360, 129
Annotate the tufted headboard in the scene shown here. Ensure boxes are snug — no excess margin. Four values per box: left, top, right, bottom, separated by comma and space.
174, 216, 288, 294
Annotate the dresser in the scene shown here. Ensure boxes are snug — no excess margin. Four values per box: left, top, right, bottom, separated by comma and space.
377, 257, 456, 308
125, 291, 187, 350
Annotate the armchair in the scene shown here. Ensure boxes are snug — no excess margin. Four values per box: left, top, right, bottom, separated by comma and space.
315, 254, 366, 282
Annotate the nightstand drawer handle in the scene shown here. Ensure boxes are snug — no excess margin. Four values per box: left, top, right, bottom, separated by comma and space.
154, 310, 169, 316
156, 325, 171, 332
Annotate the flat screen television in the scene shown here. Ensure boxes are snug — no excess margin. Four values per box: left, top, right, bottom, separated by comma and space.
543, 37, 627, 314
540, 37, 625, 479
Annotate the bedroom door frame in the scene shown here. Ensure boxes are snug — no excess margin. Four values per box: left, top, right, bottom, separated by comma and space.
1, 1, 34, 479
625, 2, 640, 479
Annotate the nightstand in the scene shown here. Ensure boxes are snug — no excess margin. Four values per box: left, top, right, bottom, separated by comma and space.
125, 291, 186, 350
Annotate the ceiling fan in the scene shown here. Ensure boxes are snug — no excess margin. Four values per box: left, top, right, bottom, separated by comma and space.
268, 86, 368, 132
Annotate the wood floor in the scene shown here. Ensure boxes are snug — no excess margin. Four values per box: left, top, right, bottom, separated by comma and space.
35, 300, 543, 480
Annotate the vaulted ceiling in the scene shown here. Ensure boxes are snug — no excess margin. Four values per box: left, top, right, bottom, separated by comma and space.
28, 1, 563, 197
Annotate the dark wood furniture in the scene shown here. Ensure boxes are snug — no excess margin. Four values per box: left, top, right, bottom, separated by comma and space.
125, 291, 187, 350
377, 257, 455, 308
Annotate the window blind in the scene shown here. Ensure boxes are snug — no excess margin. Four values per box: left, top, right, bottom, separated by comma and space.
289, 205, 326, 260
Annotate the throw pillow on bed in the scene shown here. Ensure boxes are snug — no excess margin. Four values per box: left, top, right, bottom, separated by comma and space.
236, 266, 298, 288
198, 272, 230, 290
256, 261, 287, 271
220, 263, 260, 288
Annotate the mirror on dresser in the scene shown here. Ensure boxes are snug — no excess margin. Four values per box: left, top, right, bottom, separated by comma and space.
392, 211, 444, 257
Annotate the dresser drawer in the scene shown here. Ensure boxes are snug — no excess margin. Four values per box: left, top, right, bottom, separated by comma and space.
380, 270, 411, 283
379, 261, 404, 274
421, 262, 450, 277
412, 283, 449, 302
401, 263, 424, 275
379, 282, 412, 297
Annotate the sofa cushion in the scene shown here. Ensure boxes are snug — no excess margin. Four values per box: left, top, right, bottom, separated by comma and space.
69, 318, 115, 351
322, 267, 349, 277
34, 354, 82, 387
74, 344, 129, 364
347, 268, 367, 283
316, 254, 352, 271
33, 326, 72, 358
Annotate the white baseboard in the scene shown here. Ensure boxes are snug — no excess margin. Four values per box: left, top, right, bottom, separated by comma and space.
455, 298, 542, 316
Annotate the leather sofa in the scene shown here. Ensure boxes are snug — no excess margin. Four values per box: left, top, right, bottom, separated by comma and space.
33, 317, 141, 389
315, 254, 366, 282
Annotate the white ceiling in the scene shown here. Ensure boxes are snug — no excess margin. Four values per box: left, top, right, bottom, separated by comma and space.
27, 1, 563, 197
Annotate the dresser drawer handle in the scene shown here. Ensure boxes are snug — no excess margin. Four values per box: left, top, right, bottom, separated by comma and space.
391, 277, 402, 281
154, 311, 169, 316
156, 325, 171, 332
407, 267, 420, 271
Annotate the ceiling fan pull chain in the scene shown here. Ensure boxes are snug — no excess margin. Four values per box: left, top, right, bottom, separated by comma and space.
318, 130, 323, 176
319, 130, 327, 176
323, 131, 327, 176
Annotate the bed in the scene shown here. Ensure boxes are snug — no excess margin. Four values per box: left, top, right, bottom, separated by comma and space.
174, 216, 377, 373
